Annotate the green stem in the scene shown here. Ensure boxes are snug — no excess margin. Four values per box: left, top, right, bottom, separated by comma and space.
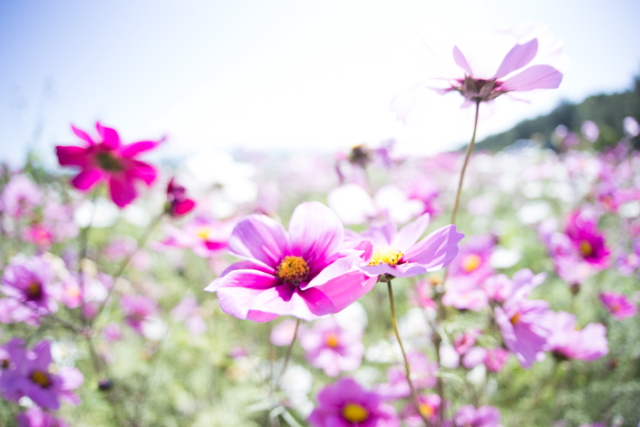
276, 318, 300, 386
450, 100, 481, 226
387, 281, 432, 427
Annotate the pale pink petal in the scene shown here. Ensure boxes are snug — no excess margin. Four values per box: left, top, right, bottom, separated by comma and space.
108, 174, 137, 208
96, 122, 121, 149
227, 215, 288, 267
452, 46, 473, 75
71, 169, 103, 191
303, 253, 363, 290
59, 367, 84, 390
213, 270, 278, 320
501, 65, 563, 91
311, 272, 376, 313
493, 38, 539, 79
392, 213, 431, 251
247, 284, 335, 321
404, 225, 464, 270
288, 202, 343, 265
71, 125, 95, 146
120, 140, 160, 157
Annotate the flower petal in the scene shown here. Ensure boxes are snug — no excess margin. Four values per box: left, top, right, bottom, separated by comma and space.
452, 45, 473, 75
71, 169, 103, 191
392, 213, 431, 251
288, 202, 344, 265
96, 122, 121, 149
227, 215, 288, 267
493, 38, 539, 79
120, 140, 160, 158
501, 64, 563, 91
56, 145, 90, 167
404, 225, 464, 270
71, 125, 95, 146
247, 284, 335, 321
213, 270, 278, 320
129, 160, 157, 185
108, 174, 137, 208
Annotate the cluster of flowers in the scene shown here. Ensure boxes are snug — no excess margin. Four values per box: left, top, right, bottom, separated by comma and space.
0, 20, 639, 427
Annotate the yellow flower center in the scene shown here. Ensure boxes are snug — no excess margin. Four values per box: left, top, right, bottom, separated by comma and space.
419, 403, 435, 417
196, 227, 212, 240
462, 254, 482, 272
368, 247, 404, 266
25, 282, 43, 301
29, 370, 52, 388
579, 240, 593, 257
276, 256, 310, 284
325, 332, 340, 348
341, 403, 369, 423
510, 312, 521, 326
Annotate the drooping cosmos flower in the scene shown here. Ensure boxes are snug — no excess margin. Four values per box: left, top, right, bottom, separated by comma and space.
357, 213, 463, 279
391, 22, 567, 122
309, 377, 399, 427
545, 311, 608, 361
599, 291, 637, 320
453, 405, 503, 427
0, 339, 83, 410
165, 177, 196, 217
300, 317, 364, 377
55, 122, 160, 208
206, 202, 377, 322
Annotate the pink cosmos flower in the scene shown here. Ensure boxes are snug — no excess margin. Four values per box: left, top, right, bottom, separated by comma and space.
165, 177, 196, 217
0, 339, 83, 410
484, 348, 510, 373
376, 351, 438, 400
55, 122, 160, 208
401, 394, 441, 427
0, 175, 42, 218
454, 330, 482, 355
0, 255, 58, 325
300, 317, 364, 377
171, 296, 206, 335
309, 377, 399, 427
599, 291, 637, 320
17, 406, 69, 427
563, 210, 610, 268
391, 22, 567, 122
493, 270, 550, 368
156, 215, 234, 257
358, 213, 463, 279
545, 311, 608, 361
453, 405, 503, 427
120, 295, 159, 334
206, 202, 377, 322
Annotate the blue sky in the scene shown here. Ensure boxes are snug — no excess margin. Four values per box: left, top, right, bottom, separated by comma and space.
1, 0, 640, 165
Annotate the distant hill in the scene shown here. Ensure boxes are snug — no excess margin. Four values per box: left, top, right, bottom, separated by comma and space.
475, 77, 640, 152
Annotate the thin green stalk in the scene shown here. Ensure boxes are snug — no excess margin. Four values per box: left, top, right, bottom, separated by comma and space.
387, 280, 432, 427
450, 100, 481, 225
276, 318, 300, 386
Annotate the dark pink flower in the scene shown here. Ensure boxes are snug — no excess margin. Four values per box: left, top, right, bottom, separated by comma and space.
300, 317, 364, 377
309, 377, 399, 427
55, 123, 160, 208
0, 339, 83, 410
484, 348, 509, 372
563, 210, 610, 268
206, 202, 376, 322
599, 291, 637, 320
454, 330, 482, 355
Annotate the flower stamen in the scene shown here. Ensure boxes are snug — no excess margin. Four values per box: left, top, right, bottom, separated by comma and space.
369, 247, 404, 266
341, 403, 369, 423
276, 256, 310, 284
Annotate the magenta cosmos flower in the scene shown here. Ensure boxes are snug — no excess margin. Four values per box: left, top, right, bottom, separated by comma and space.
55, 122, 160, 208
206, 202, 376, 322
358, 213, 463, 279
599, 291, 637, 320
165, 177, 196, 217
300, 317, 364, 377
309, 377, 399, 427
563, 210, 610, 268
0, 339, 83, 410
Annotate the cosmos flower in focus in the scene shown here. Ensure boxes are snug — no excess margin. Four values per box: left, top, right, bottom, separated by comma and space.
391, 22, 568, 123
55, 123, 160, 208
309, 377, 399, 427
206, 202, 376, 322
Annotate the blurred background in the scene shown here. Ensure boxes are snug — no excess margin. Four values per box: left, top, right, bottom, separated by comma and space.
1, 0, 640, 165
